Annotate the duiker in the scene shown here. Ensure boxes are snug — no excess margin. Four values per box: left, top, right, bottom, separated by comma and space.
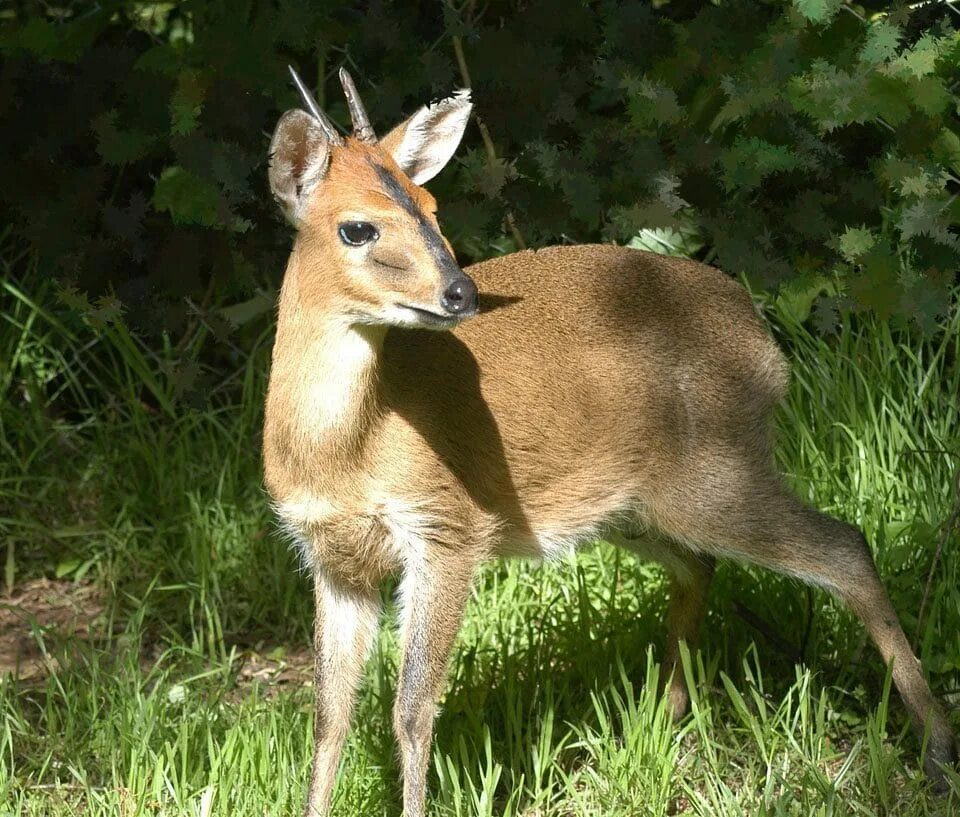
263, 68, 955, 816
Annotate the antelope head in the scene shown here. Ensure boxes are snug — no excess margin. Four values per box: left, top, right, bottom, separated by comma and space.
269, 67, 477, 330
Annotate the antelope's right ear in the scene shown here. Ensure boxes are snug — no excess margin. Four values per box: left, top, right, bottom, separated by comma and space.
268, 109, 332, 224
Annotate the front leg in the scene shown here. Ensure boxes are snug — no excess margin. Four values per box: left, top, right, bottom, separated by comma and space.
305, 571, 381, 817
394, 549, 476, 817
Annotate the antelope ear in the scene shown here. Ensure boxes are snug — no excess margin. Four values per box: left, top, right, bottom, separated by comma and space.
268, 109, 332, 224
381, 90, 472, 186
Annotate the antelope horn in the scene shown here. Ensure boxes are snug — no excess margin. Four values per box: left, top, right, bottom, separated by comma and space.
288, 66, 343, 145
338, 67, 377, 143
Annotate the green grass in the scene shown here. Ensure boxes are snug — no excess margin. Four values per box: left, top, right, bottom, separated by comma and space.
1, 268, 959, 816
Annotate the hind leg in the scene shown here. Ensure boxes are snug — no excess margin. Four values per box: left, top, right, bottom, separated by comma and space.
618, 534, 715, 718
656, 477, 955, 783
663, 552, 715, 718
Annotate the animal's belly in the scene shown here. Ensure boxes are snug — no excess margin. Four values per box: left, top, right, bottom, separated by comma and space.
502, 503, 652, 561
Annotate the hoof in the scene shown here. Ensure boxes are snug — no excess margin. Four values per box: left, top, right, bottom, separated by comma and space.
923, 734, 958, 795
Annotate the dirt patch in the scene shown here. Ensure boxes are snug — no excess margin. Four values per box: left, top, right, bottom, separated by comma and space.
0, 578, 314, 692
233, 644, 313, 695
0, 577, 106, 679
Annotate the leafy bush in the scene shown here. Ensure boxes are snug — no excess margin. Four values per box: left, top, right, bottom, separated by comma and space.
1, 0, 958, 360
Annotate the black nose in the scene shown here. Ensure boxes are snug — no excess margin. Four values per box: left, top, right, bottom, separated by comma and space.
440, 277, 478, 315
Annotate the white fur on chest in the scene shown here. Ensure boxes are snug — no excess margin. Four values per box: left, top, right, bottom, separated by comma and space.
274, 492, 429, 572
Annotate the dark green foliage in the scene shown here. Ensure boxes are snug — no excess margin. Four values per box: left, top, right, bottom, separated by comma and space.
1, 0, 958, 355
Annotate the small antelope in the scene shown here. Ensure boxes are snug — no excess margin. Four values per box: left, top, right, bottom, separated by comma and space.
263, 68, 955, 816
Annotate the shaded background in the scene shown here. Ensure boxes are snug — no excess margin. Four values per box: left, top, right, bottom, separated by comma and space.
2, 0, 959, 388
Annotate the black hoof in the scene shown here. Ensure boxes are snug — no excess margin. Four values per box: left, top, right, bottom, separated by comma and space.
923, 736, 958, 795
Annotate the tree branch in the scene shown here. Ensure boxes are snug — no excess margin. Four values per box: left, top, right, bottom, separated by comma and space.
452, 34, 526, 251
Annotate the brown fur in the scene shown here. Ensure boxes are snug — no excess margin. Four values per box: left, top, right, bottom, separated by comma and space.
264, 111, 955, 817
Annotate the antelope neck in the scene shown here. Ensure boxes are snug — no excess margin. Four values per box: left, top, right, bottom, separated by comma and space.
273, 291, 386, 466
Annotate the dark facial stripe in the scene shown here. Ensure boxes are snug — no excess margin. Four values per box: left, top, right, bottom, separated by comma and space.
370, 162, 462, 284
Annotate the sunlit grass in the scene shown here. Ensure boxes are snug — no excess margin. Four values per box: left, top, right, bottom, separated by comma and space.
1, 272, 958, 815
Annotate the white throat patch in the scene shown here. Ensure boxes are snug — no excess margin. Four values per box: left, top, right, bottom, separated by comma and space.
291, 322, 379, 437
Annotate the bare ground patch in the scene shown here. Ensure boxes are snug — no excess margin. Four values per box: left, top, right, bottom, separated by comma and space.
233, 643, 313, 695
0, 577, 105, 679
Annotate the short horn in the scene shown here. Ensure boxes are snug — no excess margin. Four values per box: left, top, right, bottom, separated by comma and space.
288, 66, 343, 145
338, 67, 377, 143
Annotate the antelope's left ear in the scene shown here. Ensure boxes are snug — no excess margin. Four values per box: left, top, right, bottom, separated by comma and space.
381, 90, 472, 186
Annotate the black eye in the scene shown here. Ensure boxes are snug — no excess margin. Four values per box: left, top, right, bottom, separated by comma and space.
338, 222, 379, 246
